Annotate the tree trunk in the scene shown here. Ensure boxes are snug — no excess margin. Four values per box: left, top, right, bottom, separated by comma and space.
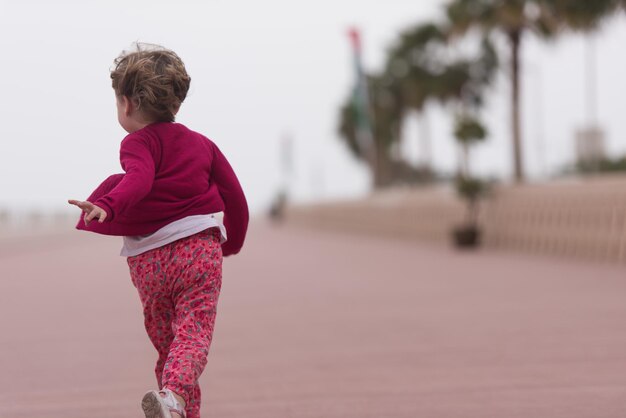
373, 138, 391, 188
509, 29, 524, 183
419, 111, 431, 171
461, 142, 470, 178
467, 197, 479, 226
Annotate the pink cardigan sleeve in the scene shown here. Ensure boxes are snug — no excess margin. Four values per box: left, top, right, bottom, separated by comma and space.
211, 143, 249, 256
93, 135, 156, 222
76, 173, 125, 233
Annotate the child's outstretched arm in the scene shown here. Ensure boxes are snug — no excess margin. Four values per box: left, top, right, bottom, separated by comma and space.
68, 173, 124, 233
211, 143, 249, 256
89, 135, 156, 222
68, 135, 155, 231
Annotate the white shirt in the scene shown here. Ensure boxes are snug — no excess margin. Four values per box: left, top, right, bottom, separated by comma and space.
120, 213, 227, 257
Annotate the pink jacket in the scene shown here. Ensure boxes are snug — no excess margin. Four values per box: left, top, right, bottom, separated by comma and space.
76, 122, 249, 256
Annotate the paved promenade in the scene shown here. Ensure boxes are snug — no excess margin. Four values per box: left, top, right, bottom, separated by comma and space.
1, 221, 626, 417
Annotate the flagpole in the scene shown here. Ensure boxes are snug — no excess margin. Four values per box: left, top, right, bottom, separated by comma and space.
348, 27, 377, 187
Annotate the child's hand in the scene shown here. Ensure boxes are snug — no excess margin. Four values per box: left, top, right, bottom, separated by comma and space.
68, 199, 108, 225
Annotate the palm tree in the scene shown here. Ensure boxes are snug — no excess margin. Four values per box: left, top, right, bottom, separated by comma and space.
339, 24, 447, 187
384, 23, 447, 172
338, 74, 406, 187
549, 0, 621, 30
445, 0, 620, 183
384, 22, 498, 170
338, 20, 498, 187
446, 0, 558, 183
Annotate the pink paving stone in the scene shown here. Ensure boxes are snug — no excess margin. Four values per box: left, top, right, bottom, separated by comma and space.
1, 221, 626, 417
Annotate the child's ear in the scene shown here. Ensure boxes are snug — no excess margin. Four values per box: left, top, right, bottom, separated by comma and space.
123, 96, 133, 116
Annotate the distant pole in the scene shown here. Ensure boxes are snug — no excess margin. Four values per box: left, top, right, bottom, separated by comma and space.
280, 134, 293, 180
310, 159, 326, 200
419, 111, 432, 171
347, 27, 377, 186
270, 134, 293, 222
534, 65, 546, 178
574, 34, 605, 171
585, 35, 597, 126
280, 133, 293, 194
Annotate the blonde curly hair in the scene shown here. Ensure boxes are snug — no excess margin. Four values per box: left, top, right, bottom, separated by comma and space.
111, 43, 191, 122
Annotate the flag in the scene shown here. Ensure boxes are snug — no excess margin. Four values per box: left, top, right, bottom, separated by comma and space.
348, 28, 375, 155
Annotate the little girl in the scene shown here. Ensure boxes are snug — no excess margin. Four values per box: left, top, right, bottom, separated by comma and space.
69, 43, 248, 418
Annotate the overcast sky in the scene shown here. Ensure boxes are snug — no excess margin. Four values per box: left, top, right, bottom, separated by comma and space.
1, 1, 625, 214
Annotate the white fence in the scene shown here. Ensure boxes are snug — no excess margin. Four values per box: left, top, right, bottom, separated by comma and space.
287, 175, 626, 264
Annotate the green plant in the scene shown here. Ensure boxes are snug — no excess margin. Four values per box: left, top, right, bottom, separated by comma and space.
456, 176, 486, 201
451, 112, 489, 236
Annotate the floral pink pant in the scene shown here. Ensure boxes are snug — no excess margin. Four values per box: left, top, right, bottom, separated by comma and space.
127, 228, 223, 418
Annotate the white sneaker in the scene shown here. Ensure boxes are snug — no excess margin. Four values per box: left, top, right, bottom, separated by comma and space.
141, 389, 186, 418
